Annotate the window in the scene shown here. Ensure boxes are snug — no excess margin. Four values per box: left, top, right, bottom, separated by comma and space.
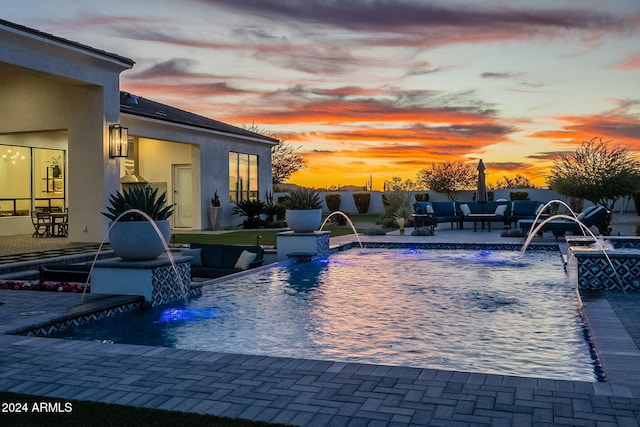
229, 152, 259, 202
0, 145, 65, 216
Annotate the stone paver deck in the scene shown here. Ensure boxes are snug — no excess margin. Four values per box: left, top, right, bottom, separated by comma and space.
1, 225, 640, 426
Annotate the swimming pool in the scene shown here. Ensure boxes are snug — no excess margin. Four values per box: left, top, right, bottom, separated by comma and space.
51, 248, 599, 381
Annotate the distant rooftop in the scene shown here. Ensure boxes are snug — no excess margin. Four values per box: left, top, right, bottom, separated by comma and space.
120, 92, 278, 143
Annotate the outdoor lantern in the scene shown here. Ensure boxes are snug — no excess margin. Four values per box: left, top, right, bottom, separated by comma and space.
109, 124, 129, 158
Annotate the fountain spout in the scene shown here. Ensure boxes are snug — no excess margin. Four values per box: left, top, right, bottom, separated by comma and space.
320, 211, 363, 249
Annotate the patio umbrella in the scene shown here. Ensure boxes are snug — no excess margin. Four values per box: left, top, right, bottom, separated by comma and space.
476, 159, 488, 211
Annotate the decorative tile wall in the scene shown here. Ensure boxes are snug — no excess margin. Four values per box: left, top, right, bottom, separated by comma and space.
150, 261, 195, 306
20, 300, 144, 337
569, 251, 640, 291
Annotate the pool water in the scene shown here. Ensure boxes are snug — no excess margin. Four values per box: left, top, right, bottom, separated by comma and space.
51, 249, 598, 381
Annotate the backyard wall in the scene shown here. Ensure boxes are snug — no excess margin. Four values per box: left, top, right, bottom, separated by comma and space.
274, 189, 637, 215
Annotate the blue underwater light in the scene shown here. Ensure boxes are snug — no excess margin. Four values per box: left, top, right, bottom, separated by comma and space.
402, 248, 422, 255
155, 307, 224, 325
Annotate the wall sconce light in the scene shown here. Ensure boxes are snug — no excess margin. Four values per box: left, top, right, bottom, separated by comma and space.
109, 124, 129, 158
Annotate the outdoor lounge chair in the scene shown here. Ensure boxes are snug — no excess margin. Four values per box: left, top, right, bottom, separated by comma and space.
517, 205, 609, 238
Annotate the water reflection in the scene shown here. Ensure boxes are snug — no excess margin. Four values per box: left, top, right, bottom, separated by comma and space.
285, 259, 328, 293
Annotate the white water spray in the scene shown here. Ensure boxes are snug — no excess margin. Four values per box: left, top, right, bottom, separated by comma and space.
519, 200, 624, 292
320, 211, 363, 249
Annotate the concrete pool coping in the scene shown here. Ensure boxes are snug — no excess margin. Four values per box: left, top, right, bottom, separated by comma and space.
1, 234, 639, 425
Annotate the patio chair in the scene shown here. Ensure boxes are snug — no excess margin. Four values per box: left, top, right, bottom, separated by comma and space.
518, 206, 609, 238
31, 210, 52, 237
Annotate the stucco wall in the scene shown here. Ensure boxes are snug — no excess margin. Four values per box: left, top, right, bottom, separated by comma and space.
0, 24, 132, 242
122, 114, 274, 230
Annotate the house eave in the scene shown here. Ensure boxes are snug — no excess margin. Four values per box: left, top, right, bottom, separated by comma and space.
120, 111, 280, 145
0, 18, 135, 69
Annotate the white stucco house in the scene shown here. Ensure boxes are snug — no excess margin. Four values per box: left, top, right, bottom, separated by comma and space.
0, 19, 277, 241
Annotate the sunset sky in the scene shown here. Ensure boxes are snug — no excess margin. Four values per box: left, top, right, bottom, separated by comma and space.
3, 0, 640, 189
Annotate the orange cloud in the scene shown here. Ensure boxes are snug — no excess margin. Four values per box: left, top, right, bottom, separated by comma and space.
528, 102, 640, 150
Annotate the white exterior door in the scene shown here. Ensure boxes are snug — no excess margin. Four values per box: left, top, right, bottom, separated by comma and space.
173, 165, 192, 228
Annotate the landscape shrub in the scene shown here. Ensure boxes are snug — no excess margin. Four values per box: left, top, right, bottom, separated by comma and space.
379, 191, 411, 229
569, 197, 584, 213
510, 191, 529, 201
352, 192, 371, 213
364, 228, 386, 235
325, 194, 341, 212
325, 194, 346, 225
501, 228, 524, 237
0, 280, 89, 293
411, 227, 433, 236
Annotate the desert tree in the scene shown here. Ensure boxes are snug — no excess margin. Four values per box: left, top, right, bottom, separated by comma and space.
547, 137, 640, 210
271, 141, 306, 185
494, 174, 535, 189
416, 161, 477, 200
242, 122, 306, 185
547, 137, 640, 234
383, 176, 420, 192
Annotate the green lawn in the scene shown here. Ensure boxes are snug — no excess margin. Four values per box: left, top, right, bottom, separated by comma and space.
171, 213, 380, 246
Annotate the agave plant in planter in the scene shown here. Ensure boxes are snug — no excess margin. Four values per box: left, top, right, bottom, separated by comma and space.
102, 186, 175, 261
207, 190, 222, 230
281, 188, 323, 233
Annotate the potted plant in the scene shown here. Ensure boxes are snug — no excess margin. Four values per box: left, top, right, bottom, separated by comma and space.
46, 155, 63, 178
393, 204, 413, 236
207, 190, 221, 230
282, 188, 323, 233
353, 192, 371, 213
102, 186, 175, 261
263, 191, 280, 227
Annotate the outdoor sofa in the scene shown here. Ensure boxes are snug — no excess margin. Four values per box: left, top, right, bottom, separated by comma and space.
517, 205, 609, 238
455, 201, 509, 230
414, 200, 545, 230
39, 264, 91, 284
413, 201, 460, 228
413, 201, 511, 229
184, 243, 264, 278
505, 200, 545, 227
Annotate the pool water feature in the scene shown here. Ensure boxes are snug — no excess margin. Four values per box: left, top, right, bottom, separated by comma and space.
50, 248, 599, 382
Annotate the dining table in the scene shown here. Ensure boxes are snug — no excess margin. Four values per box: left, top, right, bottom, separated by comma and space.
49, 211, 68, 237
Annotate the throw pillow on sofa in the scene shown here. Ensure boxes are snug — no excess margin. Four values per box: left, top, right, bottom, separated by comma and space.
460, 204, 471, 216
235, 250, 257, 270
495, 205, 507, 216
181, 248, 203, 266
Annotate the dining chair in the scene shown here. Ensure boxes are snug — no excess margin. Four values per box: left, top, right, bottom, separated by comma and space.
31, 210, 52, 237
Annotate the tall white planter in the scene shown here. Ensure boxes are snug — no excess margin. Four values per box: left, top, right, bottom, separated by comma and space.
285, 209, 322, 233
109, 220, 171, 261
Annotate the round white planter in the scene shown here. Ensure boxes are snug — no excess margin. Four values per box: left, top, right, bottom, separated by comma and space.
109, 219, 171, 261
285, 209, 322, 233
